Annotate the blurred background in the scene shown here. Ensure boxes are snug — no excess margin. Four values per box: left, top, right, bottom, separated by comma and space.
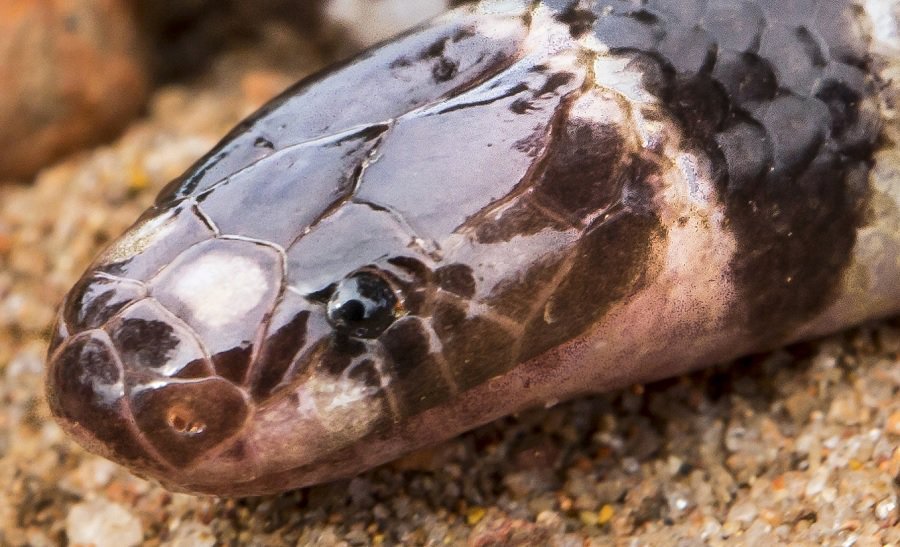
0, 0, 476, 183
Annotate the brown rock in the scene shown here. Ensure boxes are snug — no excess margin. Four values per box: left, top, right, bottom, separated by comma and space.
0, 0, 148, 181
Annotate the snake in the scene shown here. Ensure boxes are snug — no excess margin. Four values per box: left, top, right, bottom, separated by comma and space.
44, 0, 900, 496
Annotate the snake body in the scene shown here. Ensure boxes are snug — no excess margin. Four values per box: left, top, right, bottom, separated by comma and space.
46, 0, 900, 495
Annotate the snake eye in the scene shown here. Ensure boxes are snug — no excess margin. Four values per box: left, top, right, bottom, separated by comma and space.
326, 272, 400, 338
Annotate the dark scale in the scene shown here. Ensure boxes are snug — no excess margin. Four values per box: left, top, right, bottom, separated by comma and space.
586, 0, 881, 343
434, 264, 477, 299
380, 317, 455, 415
528, 116, 632, 226
109, 317, 179, 371
470, 192, 572, 242
63, 275, 146, 333
104, 299, 213, 379
47, 334, 155, 468
212, 344, 255, 384
431, 297, 518, 391
520, 210, 666, 361
249, 291, 312, 399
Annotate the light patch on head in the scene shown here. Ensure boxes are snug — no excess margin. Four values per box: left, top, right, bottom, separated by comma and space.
168, 253, 269, 330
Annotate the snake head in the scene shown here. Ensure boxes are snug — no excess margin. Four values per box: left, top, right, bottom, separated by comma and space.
42, 193, 418, 493
43, 175, 534, 495
47, 0, 880, 495
45, 2, 569, 494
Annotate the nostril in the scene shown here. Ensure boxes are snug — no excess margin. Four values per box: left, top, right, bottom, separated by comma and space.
129, 378, 249, 467
167, 406, 207, 436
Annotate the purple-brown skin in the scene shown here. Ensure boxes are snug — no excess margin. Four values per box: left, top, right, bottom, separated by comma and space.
45, 0, 900, 496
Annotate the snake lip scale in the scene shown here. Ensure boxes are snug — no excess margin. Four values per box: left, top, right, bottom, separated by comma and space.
45, 0, 900, 496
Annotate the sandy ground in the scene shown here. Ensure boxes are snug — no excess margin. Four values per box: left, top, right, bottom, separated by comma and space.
1, 16, 899, 547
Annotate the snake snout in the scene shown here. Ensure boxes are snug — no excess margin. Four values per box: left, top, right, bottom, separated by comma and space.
46, 269, 258, 480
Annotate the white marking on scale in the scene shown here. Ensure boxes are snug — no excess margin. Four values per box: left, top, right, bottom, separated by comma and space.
170, 253, 269, 329
301, 372, 384, 435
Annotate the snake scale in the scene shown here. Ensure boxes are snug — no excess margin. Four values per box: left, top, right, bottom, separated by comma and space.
45, 0, 900, 495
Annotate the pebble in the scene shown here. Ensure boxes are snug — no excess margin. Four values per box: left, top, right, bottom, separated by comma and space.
597, 504, 615, 525
466, 507, 486, 526
163, 522, 216, 547
885, 410, 900, 436
0, 0, 148, 180
726, 500, 759, 525
874, 497, 897, 521
65, 499, 143, 547
324, 0, 449, 46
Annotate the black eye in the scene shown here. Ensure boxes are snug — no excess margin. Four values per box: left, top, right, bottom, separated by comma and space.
326, 272, 400, 338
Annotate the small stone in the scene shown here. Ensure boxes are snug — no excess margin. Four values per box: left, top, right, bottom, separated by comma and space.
64, 458, 119, 493
622, 457, 640, 474
240, 70, 298, 109
597, 504, 615, 525
759, 508, 782, 527
578, 511, 598, 526
828, 394, 866, 426
785, 388, 818, 423
876, 325, 900, 354
468, 514, 550, 547
65, 499, 143, 547
466, 507, 486, 526
726, 501, 758, 524
885, 411, 900, 436
875, 497, 897, 521
534, 510, 565, 533
805, 468, 830, 497
503, 470, 554, 498
164, 522, 215, 547
325, 0, 449, 46
372, 503, 390, 520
